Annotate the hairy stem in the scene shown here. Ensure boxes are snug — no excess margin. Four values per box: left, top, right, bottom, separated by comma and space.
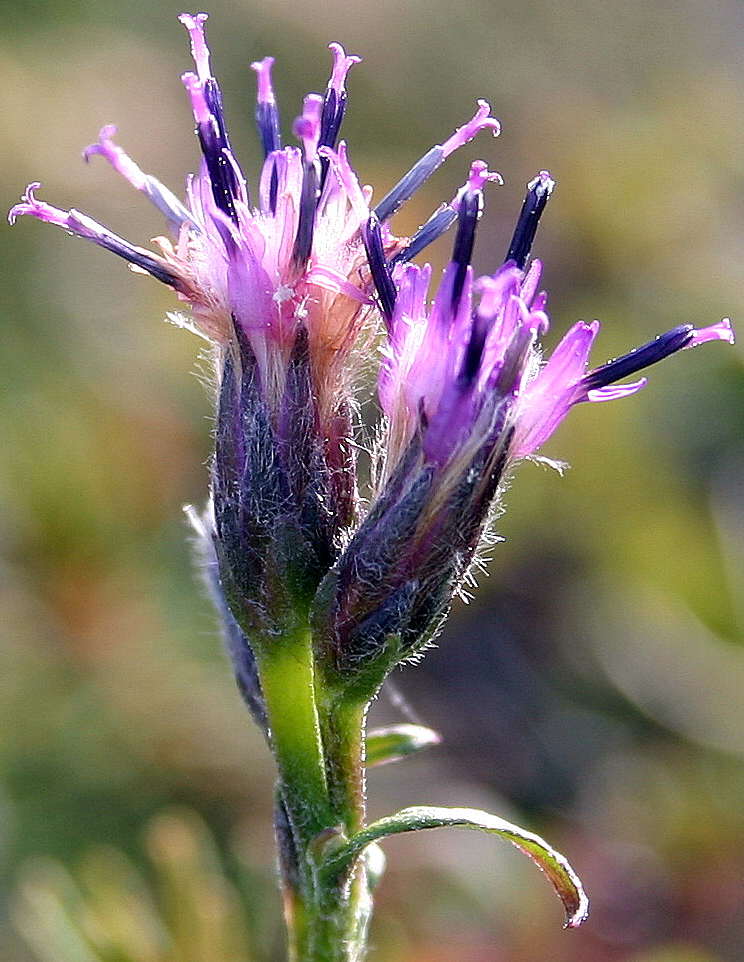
261, 640, 373, 962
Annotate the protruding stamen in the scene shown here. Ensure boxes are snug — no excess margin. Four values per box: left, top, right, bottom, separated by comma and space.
391, 163, 501, 266
450, 186, 482, 314
9, 184, 188, 291
505, 171, 554, 269
391, 205, 458, 265
183, 73, 241, 221
180, 14, 244, 223
84, 126, 198, 230
312, 44, 360, 193
252, 59, 281, 212
582, 319, 734, 393
374, 102, 500, 224
583, 325, 693, 390
199, 137, 240, 223
318, 43, 361, 163
252, 57, 282, 157
292, 161, 320, 270
363, 212, 397, 323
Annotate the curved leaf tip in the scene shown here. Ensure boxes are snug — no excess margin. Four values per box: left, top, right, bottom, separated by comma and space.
321, 804, 589, 928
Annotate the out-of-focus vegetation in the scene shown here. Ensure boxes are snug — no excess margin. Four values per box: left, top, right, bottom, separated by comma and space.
14, 809, 257, 962
2, 0, 744, 960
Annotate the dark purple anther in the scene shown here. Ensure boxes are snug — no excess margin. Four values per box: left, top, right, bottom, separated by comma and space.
375, 147, 444, 224
317, 44, 360, 191
461, 308, 492, 383
450, 186, 481, 313
505, 171, 554, 269
203, 81, 243, 222
204, 77, 233, 149
390, 204, 459, 266
95, 236, 187, 290
319, 87, 343, 154
196, 122, 241, 223
582, 325, 695, 391
267, 163, 280, 216
317, 93, 341, 192
292, 161, 320, 270
256, 102, 281, 156
251, 58, 281, 215
180, 15, 243, 223
363, 212, 397, 322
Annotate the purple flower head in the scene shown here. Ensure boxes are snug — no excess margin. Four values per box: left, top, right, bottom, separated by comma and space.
11, 16, 376, 417
315, 167, 733, 685
373, 169, 734, 483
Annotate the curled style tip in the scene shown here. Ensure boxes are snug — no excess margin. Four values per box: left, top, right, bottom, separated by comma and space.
374, 103, 500, 225
506, 170, 554, 269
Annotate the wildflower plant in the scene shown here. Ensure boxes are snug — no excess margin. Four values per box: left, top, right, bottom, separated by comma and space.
10, 13, 734, 962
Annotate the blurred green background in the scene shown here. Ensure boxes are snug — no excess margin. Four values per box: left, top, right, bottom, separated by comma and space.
2, 0, 744, 960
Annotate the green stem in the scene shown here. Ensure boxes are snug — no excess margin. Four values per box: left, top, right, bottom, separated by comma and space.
260, 632, 332, 843
259, 631, 376, 962
260, 638, 373, 962
317, 697, 372, 960
319, 698, 368, 835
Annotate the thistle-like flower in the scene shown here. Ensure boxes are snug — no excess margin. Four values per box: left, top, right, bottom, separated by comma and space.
9, 13, 735, 947
10, 6, 733, 716
8, 13, 501, 675
314, 166, 733, 685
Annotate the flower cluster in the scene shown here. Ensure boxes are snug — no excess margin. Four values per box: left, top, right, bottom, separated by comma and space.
12, 14, 739, 945
10, 13, 733, 695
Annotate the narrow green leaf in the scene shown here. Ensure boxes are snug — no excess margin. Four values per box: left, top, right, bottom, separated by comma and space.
365, 724, 441, 766
320, 805, 589, 928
